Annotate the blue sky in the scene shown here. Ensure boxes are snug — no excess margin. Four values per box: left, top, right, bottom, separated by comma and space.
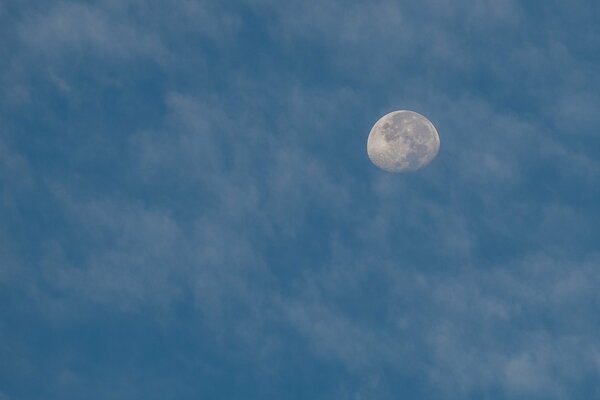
1, 1, 599, 399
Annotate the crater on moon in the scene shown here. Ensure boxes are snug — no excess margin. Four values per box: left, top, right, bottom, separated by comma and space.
367, 110, 440, 172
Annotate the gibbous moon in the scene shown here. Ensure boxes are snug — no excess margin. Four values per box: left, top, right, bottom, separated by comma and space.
367, 110, 440, 172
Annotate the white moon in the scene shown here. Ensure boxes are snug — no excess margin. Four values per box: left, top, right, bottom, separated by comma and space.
367, 110, 440, 172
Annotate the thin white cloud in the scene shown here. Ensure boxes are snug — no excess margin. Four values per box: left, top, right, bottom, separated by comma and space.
18, 2, 165, 60
2, 0, 599, 397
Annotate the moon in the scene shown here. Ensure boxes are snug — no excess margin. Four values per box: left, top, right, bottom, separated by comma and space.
367, 110, 440, 172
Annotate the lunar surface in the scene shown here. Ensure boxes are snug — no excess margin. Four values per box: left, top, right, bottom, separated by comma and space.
367, 110, 440, 172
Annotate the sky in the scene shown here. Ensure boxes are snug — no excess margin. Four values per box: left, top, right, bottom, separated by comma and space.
1, 0, 599, 399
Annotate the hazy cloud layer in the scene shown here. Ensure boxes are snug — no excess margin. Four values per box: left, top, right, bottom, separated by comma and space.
1, 0, 599, 398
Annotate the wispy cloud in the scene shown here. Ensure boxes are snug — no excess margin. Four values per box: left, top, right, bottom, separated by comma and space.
1, 0, 599, 398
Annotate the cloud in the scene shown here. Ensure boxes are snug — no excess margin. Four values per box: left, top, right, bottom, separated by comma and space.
18, 2, 165, 61
1, 0, 599, 398
15, 0, 242, 63
283, 298, 403, 370
284, 248, 600, 397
